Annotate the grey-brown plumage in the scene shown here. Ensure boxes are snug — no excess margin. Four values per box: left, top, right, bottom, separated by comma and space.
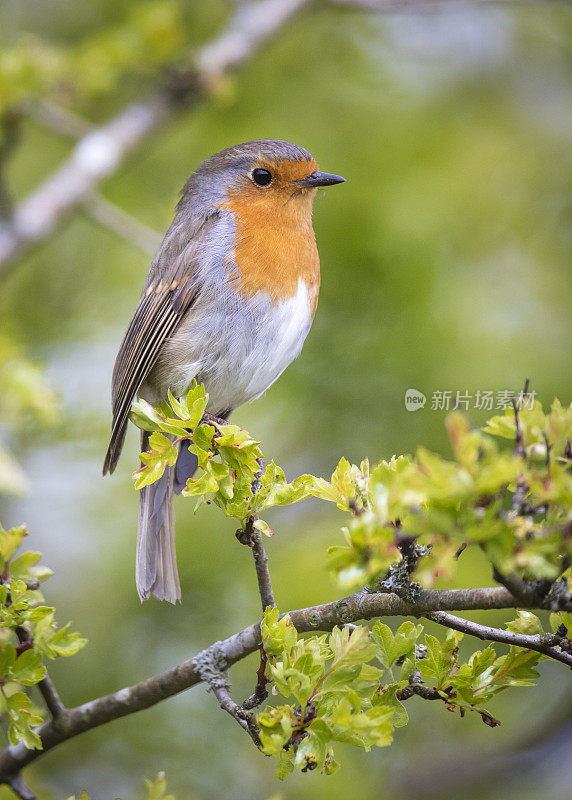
103, 222, 206, 476
135, 432, 180, 602
104, 139, 344, 604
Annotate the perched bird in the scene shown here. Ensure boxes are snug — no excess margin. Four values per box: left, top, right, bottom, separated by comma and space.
103, 139, 345, 603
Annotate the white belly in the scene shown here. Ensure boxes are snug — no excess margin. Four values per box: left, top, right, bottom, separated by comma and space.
148, 278, 314, 415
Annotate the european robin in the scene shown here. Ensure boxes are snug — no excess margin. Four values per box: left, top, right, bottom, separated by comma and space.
103, 139, 345, 602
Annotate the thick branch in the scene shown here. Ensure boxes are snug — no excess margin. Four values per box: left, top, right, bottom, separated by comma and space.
0, 585, 526, 781
427, 610, 572, 668
0, 0, 312, 273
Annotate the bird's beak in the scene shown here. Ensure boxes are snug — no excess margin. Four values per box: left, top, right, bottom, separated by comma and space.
296, 171, 346, 188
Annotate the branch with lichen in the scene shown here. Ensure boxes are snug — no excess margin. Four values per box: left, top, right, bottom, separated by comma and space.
0, 582, 544, 784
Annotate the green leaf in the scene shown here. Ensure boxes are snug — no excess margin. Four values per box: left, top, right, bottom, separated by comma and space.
0, 643, 17, 677
6, 691, 43, 749
129, 398, 165, 432
483, 411, 518, 440
0, 524, 27, 565
371, 622, 418, 670
33, 614, 87, 659
148, 432, 178, 461
145, 771, 175, 800
8, 550, 42, 579
329, 626, 377, 670
321, 664, 362, 691
11, 649, 45, 685
258, 704, 295, 758
276, 747, 295, 780
181, 471, 219, 497
261, 607, 297, 657
506, 610, 543, 636
550, 611, 572, 634
489, 647, 541, 688
417, 635, 449, 687
253, 519, 273, 537
330, 697, 394, 749
372, 683, 409, 727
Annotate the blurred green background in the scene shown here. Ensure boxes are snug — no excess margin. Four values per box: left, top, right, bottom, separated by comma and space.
1, 0, 571, 797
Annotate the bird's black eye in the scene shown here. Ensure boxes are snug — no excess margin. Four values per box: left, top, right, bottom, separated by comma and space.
252, 168, 272, 186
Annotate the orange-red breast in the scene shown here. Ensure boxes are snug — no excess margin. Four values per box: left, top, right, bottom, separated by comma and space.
103, 139, 345, 602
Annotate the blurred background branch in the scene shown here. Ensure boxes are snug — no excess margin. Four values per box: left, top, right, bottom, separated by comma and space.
0, 112, 21, 220
0, 0, 536, 274
0, 0, 312, 273
82, 194, 162, 255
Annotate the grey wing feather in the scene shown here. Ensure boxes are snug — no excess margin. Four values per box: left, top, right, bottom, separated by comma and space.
103, 218, 212, 475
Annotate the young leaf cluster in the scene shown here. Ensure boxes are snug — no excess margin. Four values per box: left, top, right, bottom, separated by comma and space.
258, 608, 391, 779
258, 608, 549, 778
0, 523, 86, 750
130, 383, 354, 536
131, 390, 571, 594
329, 399, 572, 589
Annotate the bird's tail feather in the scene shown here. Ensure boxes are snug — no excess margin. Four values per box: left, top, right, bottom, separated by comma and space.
136, 432, 198, 603
137, 464, 180, 603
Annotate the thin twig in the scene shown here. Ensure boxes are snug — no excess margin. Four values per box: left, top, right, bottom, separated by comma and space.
511, 395, 525, 458
251, 530, 276, 611
83, 193, 162, 255
247, 455, 276, 612
241, 646, 269, 711
397, 683, 444, 701
427, 610, 572, 668
542, 431, 552, 482
212, 685, 262, 748
396, 669, 444, 702
491, 567, 531, 604
36, 675, 66, 720
22, 100, 93, 140
238, 461, 275, 712
6, 775, 38, 800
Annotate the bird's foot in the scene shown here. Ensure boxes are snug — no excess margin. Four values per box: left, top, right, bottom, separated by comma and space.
201, 411, 230, 429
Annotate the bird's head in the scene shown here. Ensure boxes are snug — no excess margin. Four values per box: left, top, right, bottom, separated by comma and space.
181, 139, 345, 220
